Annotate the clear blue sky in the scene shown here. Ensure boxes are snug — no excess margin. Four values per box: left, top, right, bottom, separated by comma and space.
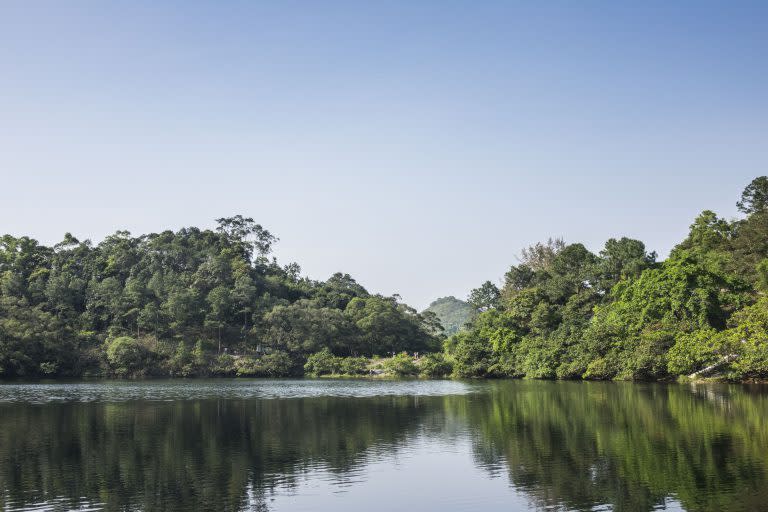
1, 1, 766, 309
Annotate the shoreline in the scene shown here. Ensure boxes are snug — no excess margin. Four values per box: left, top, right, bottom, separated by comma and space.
2, 374, 766, 385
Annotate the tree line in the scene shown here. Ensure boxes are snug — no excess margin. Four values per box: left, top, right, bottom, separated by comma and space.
449, 177, 768, 380
3, 177, 768, 380
0, 215, 439, 378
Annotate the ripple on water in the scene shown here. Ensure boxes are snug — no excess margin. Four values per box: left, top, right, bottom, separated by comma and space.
0, 378, 475, 403
2, 496, 105, 512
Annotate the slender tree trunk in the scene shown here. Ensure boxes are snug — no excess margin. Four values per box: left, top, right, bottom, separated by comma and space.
689, 354, 739, 379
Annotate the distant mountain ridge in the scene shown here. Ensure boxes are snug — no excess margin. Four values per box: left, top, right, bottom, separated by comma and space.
423, 296, 476, 335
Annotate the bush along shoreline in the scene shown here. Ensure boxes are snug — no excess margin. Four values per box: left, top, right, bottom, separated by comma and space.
85, 339, 454, 380
3, 178, 768, 382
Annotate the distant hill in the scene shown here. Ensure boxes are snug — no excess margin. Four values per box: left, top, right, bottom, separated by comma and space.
423, 296, 476, 335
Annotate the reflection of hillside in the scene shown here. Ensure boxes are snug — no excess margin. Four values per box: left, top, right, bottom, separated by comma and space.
0, 396, 444, 511
457, 381, 768, 512
1, 383, 767, 512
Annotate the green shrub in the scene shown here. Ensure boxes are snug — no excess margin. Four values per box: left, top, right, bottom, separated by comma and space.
338, 356, 369, 375
382, 352, 419, 376
167, 340, 211, 377
304, 348, 339, 376
259, 352, 294, 376
449, 331, 496, 378
757, 258, 768, 292
418, 353, 452, 377
38, 361, 58, 376
105, 336, 153, 377
304, 350, 370, 376
192, 340, 206, 367
583, 357, 615, 380
235, 352, 294, 377
719, 299, 768, 379
667, 329, 720, 376
169, 341, 197, 377
518, 337, 559, 379
616, 330, 674, 380
211, 353, 236, 376
234, 356, 261, 376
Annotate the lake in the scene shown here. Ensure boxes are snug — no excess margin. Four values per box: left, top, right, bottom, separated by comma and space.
0, 380, 766, 512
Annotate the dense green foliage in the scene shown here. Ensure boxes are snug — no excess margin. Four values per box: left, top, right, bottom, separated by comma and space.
416, 352, 453, 377
303, 348, 369, 376
5, 178, 768, 382
303, 349, 452, 378
380, 352, 420, 376
0, 216, 438, 378
422, 296, 476, 335
448, 177, 768, 381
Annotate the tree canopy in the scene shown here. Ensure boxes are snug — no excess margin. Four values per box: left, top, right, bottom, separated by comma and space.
446, 177, 768, 381
4, 177, 768, 381
0, 217, 438, 378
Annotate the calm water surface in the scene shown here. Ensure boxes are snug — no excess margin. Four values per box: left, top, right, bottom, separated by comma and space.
1, 379, 767, 512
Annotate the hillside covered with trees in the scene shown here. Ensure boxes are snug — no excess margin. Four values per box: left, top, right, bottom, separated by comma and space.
3, 178, 768, 381
448, 177, 768, 381
422, 296, 476, 335
0, 216, 440, 378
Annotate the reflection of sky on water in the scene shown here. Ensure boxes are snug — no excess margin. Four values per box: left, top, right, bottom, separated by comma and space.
264, 434, 688, 512
267, 436, 531, 512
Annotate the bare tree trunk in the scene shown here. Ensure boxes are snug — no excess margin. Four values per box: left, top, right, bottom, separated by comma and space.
688, 354, 739, 379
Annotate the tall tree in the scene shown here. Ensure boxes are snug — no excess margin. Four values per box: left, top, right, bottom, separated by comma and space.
736, 176, 768, 214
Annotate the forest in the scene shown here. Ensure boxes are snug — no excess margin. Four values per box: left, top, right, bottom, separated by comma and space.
1, 177, 768, 380
449, 176, 768, 381
0, 216, 440, 378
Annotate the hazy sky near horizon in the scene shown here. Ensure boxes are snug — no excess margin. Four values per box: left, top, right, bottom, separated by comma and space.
1, 1, 767, 308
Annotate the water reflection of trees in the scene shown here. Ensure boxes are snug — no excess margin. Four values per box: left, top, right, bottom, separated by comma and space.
455, 381, 768, 512
0, 396, 441, 511
0, 383, 767, 512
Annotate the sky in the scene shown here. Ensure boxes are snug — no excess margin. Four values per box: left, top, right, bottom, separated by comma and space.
1, 1, 767, 309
